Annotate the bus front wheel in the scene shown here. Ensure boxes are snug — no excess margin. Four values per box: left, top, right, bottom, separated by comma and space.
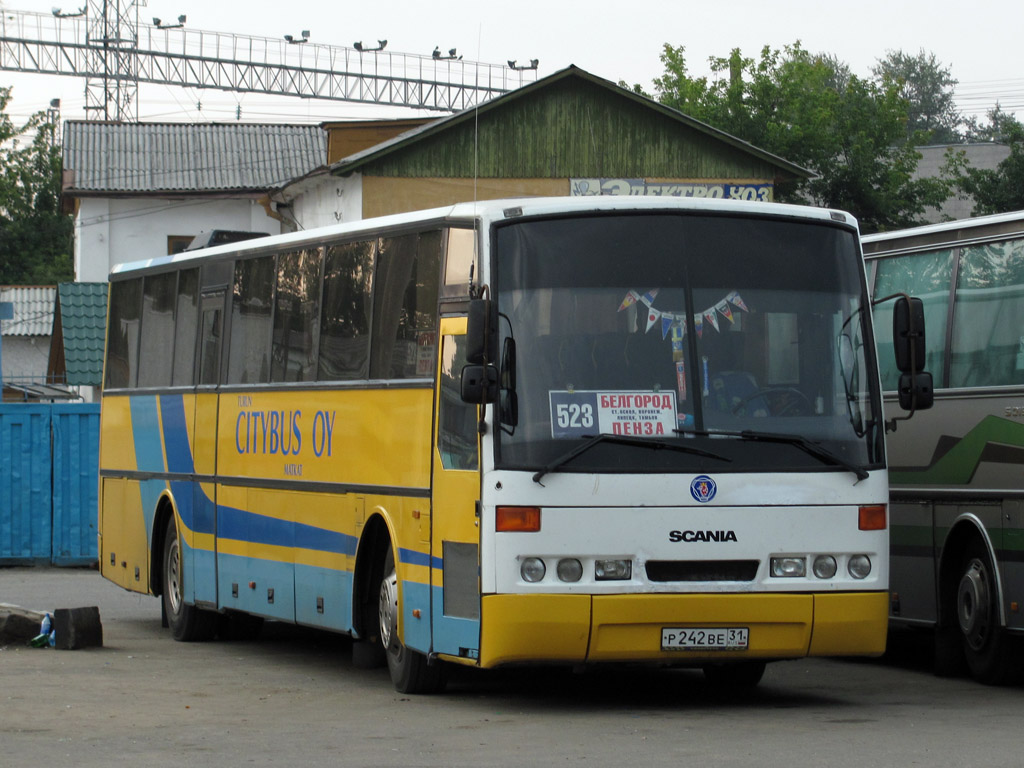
955, 541, 1021, 684
161, 517, 216, 642
377, 548, 446, 694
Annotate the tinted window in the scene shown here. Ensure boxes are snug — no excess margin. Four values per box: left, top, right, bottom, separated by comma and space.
271, 249, 321, 382
370, 231, 441, 379
950, 239, 1024, 388
138, 272, 177, 387
228, 256, 275, 384
171, 269, 199, 386
319, 240, 374, 381
105, 278, 142, 389
872, 249, 954, 390
438, 334, 478, 470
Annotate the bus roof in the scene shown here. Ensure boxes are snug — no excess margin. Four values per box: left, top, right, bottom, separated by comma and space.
862, 208, 1024, 249
109, 196, 859, 278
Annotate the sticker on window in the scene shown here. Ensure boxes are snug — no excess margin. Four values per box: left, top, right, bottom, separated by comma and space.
549, 390, 678, 439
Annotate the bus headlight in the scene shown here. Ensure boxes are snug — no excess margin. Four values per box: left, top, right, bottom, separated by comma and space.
812, 555, 838, 579
556, 558, 583, 582
848, 555, 872, 579
521, 557, 546, 583
595, 559, 631, 580
770, 556, 806, 578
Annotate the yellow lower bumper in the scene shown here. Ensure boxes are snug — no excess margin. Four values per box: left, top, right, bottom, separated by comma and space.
478, 591, 887, 669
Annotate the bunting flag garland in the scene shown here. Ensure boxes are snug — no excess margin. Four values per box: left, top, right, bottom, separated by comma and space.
726, 290, 748, 312
617, 288, 750, 339
717, 300, 734, 324
618, 290, 641, 311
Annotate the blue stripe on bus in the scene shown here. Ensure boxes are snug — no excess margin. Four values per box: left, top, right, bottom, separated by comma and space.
159, 395, 195, 475
130, 395, 166, 474
217, 505, 357, 556
399, 547, 442, 570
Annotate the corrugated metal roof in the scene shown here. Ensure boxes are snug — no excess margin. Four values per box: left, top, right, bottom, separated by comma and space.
0, 286, 56, 337
62, 122, 327, 194
56, 283, 107, 387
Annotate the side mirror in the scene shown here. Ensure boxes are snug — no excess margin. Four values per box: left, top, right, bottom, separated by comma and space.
898, 371, 934, 411
893, 296, 926, 373
460, 364, 499, 403
466, 299, 498, 365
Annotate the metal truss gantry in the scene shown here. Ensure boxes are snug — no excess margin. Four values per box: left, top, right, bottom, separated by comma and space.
0, 7, 537, 121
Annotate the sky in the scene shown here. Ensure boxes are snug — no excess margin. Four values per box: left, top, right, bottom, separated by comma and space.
1, 0, 1022, 129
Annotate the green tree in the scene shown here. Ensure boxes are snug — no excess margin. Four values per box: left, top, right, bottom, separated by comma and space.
0, 86, 73, 284
947, 114, 1024, 215
871, 49, 962, 143
649, 43, 950, 233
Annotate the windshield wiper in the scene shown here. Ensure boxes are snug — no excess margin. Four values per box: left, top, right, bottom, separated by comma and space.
532, 433, 731, 485
674, 428, 869, 482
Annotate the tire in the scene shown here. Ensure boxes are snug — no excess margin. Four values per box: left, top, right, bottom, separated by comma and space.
954, 540, 1022, 684
161, 517, 217, 642
702, 661, 766, 687
377, 547, 446, 694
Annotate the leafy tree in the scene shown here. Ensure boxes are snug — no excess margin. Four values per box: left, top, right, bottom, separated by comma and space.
946, 113, 1024, 215
649, 43, 950, 233
0, 86, 73, 284
871, 49, 962, 143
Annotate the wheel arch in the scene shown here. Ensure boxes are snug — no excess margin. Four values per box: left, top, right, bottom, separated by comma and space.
352, 509, 397, 641
150, 491, 178, 597
937, 513, 1006, 629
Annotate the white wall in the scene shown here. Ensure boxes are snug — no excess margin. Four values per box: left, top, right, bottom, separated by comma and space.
286, 173, 363, 232
75, 197, 285, 282
0, 336, 50, 382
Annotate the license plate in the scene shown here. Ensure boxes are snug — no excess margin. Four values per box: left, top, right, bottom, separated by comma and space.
661, 627, 749, 651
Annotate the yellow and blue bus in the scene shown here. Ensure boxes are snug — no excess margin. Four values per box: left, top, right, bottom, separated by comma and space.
99, 196, 926, 692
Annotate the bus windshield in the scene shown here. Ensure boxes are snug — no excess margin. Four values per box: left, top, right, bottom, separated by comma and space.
494, 212, 882, 475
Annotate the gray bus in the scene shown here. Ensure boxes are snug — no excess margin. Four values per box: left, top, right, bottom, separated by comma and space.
863, 211, 1024, 684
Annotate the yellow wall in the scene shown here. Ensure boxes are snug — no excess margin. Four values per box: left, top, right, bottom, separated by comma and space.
361, 177, 568, 219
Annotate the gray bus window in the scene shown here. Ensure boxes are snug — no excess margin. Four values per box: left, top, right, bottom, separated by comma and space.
171, 269, 199, 386
872, 249, 954, 390
105, 278, 142, 389
319, 240, 374, 381
370, 230, 441, 379
271, 249, 321, 383
438, 334, 478, 471
138, 272, 177, 387
950, 238, 1024, 388
228, 255, 275, 384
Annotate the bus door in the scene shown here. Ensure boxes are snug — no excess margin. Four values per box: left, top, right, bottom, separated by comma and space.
190, 289, 224, 608
430, 318, 482, 661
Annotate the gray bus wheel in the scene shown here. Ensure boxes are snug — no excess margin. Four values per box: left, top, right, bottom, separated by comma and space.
161, 517, 217, 642
956, 541, 1021, 684
377, 548, 446, 694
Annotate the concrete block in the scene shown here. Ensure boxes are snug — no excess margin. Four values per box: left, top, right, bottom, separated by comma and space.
53, 606, 103, 650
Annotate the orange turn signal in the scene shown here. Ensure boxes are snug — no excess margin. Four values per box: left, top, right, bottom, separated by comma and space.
858, 505, 887, 531
496, 506, 541, 532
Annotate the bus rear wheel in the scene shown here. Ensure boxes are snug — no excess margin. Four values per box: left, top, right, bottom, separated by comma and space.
161, 517, 217, 642
377, 548, 446, 694
955, 541, 1021, 684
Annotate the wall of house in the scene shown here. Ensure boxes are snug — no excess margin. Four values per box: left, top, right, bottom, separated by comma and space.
75, 198, 285, 282
361, 176, 566, 219
1, 336, 51, 383
287, 173, 363, 231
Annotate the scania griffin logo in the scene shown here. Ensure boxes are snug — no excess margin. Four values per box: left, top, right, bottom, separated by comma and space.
669, 530, 738, 543
690, 475, 717, 502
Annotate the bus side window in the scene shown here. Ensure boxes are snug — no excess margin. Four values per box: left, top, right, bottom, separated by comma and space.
198, 292, 224, 386
438, 334, 478, 471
